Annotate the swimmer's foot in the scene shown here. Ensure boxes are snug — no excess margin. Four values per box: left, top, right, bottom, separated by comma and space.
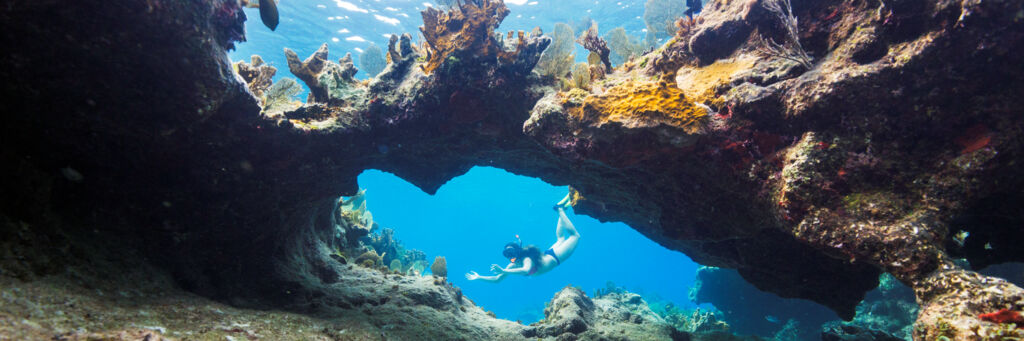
554, 192, 572, 210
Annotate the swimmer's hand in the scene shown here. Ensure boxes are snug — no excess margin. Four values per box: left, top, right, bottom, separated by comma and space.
465, 271, 480, 281
490, 264, 505, 273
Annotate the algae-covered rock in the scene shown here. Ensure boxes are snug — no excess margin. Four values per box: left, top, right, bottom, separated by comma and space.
355, 250, 382, 268
529, 286, 694, 340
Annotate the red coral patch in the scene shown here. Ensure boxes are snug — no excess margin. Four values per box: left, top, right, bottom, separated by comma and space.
955, 124, 993, 154
979, 308, 1024, 325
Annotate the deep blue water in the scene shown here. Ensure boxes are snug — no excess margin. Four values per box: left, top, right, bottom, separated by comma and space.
230, 0, 699, 324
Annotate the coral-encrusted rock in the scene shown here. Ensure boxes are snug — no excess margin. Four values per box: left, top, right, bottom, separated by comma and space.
419, 0, 508, 75
821, 323, 903, 341
419, 0, 549, 77
285, 44, 330, 102
538, 286, 595, 337
284, 43, 361, 105
529, 286, 688, 340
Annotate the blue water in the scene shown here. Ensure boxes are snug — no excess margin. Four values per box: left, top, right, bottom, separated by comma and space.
230, 0, 699, 323
232, 0, 648, 83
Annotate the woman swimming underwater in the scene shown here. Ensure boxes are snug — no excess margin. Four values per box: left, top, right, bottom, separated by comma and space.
465, 193, 579, 282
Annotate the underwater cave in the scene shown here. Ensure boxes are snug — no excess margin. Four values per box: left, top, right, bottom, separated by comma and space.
3, 0, 1024, 339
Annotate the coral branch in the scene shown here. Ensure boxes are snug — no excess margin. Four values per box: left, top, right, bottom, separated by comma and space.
285, 44, 330, 103
755, 0, 813, 69
284, 43, 360, 105
418, 0, 509, 74
235, 55, 276, 97
577, 22, 612, 72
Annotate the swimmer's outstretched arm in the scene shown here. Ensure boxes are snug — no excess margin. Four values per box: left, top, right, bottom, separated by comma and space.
465, 258, 534, 282
491, 258, 533, 275
465, 271, 506, 282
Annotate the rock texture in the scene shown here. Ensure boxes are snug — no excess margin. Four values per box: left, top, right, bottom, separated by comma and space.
525, 286, 746, 341
2, 0, 1024, 339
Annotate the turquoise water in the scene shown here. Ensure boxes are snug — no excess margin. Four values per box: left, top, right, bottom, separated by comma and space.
230, 0, 698, 325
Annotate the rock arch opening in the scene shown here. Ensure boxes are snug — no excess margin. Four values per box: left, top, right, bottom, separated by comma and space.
354, 166, 702, 322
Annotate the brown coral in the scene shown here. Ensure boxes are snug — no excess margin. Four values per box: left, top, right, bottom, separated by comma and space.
576, 22, 612, 72
285, 44, 330, 103
284, 43, 360, 106
418, 0, 509, 74
235, 55, 276, 97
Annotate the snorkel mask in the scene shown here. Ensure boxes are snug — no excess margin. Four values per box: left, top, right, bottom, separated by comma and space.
502, 234, 523, 262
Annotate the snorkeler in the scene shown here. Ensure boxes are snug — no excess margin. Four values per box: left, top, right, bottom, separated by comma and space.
465, 193, 580, 282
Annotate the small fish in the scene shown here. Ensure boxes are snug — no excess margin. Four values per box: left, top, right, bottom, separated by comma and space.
60, 167, 84, 182
259, 0, 279, 31
765, 315, 779, 323
685, 0, 703, 19
952, 230, 969, 247
985, 242, 994, 250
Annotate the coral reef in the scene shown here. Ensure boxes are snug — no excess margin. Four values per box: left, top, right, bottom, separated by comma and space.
333, 191, 428, 277
284, 43, 331, 102
535, 23, 575, 78
605, 27, 649, 67
234, 55, 276, 97
261, 77, 303, 116
359, 43, 386, 79
5, 0, 1024, 339
643, 0, 686, 44
418, 0, 550, 77
820, 323, 903, 341
754, 0, 812, 69
576, 22, 612, 72
284, 43, 361, 104
567, 62, 592, 91
526, 286, 762, 340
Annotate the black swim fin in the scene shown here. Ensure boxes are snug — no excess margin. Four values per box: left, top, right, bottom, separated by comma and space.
259, 0, 279, 31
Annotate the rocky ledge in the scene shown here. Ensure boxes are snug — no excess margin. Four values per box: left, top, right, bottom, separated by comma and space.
2, 0, 1024, 339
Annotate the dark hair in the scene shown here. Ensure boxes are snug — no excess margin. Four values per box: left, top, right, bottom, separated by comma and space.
502, 242, 522, 260
503, 242, 541, 264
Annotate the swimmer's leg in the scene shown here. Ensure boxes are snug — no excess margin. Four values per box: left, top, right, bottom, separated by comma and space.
551, 207, 580, 261
555, 208, 578, 241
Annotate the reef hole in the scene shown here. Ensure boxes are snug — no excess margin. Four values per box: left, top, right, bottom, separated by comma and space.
355, 166, 701, 323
